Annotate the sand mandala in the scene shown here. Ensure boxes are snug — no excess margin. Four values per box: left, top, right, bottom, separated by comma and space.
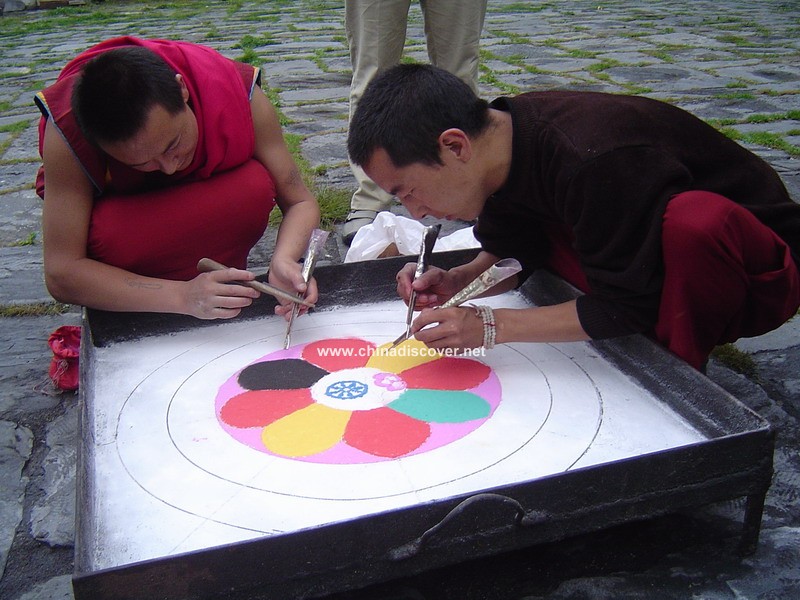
215, 338, 501, 463
112, 300, 605, 515
85, 296, 703, 568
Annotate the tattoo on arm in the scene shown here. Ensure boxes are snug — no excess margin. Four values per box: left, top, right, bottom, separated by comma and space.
126, 278, 163, 290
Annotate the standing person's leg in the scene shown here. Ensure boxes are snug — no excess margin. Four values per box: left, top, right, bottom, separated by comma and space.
420, 0, 487, 92
343, 0, 411, 245
655, 191, 800, 369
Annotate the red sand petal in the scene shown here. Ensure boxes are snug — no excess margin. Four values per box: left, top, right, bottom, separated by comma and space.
219, 388, 312, 428
302, 338, 376, 372
400, 357, 491, 391
344, 407, 430, 458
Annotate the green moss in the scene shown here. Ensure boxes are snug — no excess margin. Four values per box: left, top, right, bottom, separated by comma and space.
10, 232, 37, 247
745, 113, 783, 124
622, 84, 652, 95
505, 32, 531, 44
0, 121, 30, 134
586, 59, 620, 73
236, 33, 277, 50
644, 49, 676, 63
714, 91, 755, 100
741, 131, 799, 156
0, 303, 71, 317
316, 186, 352, 229
235, 48, 262, 66
717, 126, 744, 141
478, 66, 520, 95
706, 117, 738, 127
564, 49, 597, 59
717, 34, 758, 47
711, 344, 759, 379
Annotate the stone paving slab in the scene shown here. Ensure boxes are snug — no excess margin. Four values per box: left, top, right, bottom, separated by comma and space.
0, 1, 798, 599
0, 191, 40, 244
0, 421, 33, 582
0, 247, 48, 305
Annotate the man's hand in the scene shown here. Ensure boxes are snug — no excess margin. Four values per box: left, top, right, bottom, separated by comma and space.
183, 268, 260, 319
269, 256, 319, 320
411, 306, 485, 350
395, 263, 464, 310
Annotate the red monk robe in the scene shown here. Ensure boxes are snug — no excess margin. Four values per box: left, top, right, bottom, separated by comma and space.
35, 37, 277, 281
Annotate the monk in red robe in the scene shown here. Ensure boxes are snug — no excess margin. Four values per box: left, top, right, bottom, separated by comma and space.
36, 37, 320, 319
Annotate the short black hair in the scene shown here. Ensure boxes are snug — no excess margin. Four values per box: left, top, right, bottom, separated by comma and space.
71, 46, 185, 146
348, 63, 490, 168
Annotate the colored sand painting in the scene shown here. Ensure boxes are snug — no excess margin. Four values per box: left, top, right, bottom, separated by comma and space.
216, 338, 501, 463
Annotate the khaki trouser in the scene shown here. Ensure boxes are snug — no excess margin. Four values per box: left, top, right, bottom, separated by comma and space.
346, 0, 487, 212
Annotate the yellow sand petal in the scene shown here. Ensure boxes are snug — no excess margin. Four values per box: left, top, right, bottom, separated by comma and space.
366, 338, 440, 373
262, 404, 350, 457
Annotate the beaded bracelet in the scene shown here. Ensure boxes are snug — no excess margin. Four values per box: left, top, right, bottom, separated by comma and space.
472, 304, 496, 349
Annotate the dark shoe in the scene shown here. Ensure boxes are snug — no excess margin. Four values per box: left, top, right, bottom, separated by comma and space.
342, 209, 379, 245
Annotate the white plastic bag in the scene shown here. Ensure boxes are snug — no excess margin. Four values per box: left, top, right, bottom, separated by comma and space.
344, 211, 480, 263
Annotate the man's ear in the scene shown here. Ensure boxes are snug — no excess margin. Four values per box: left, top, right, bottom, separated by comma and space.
176, 74, 190, 103
439, 128, 472, 163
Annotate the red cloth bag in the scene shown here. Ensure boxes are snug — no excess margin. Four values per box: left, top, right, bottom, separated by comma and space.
48, 326, 81, 391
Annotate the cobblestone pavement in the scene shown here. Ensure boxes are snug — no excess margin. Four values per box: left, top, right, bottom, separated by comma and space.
0, 1, 798, 598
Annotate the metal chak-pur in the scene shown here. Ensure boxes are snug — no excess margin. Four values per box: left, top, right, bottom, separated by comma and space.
389, 224, 442, 348
284, 229, 330, 349
196, 257, 315, 308
389, 256, 523, 347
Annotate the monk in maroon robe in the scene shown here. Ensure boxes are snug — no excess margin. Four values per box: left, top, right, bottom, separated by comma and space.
36, 37, 320, 319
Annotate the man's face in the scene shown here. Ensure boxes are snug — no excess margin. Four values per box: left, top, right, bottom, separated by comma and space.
363, 147, 483, 221
100, 75, 198, 175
